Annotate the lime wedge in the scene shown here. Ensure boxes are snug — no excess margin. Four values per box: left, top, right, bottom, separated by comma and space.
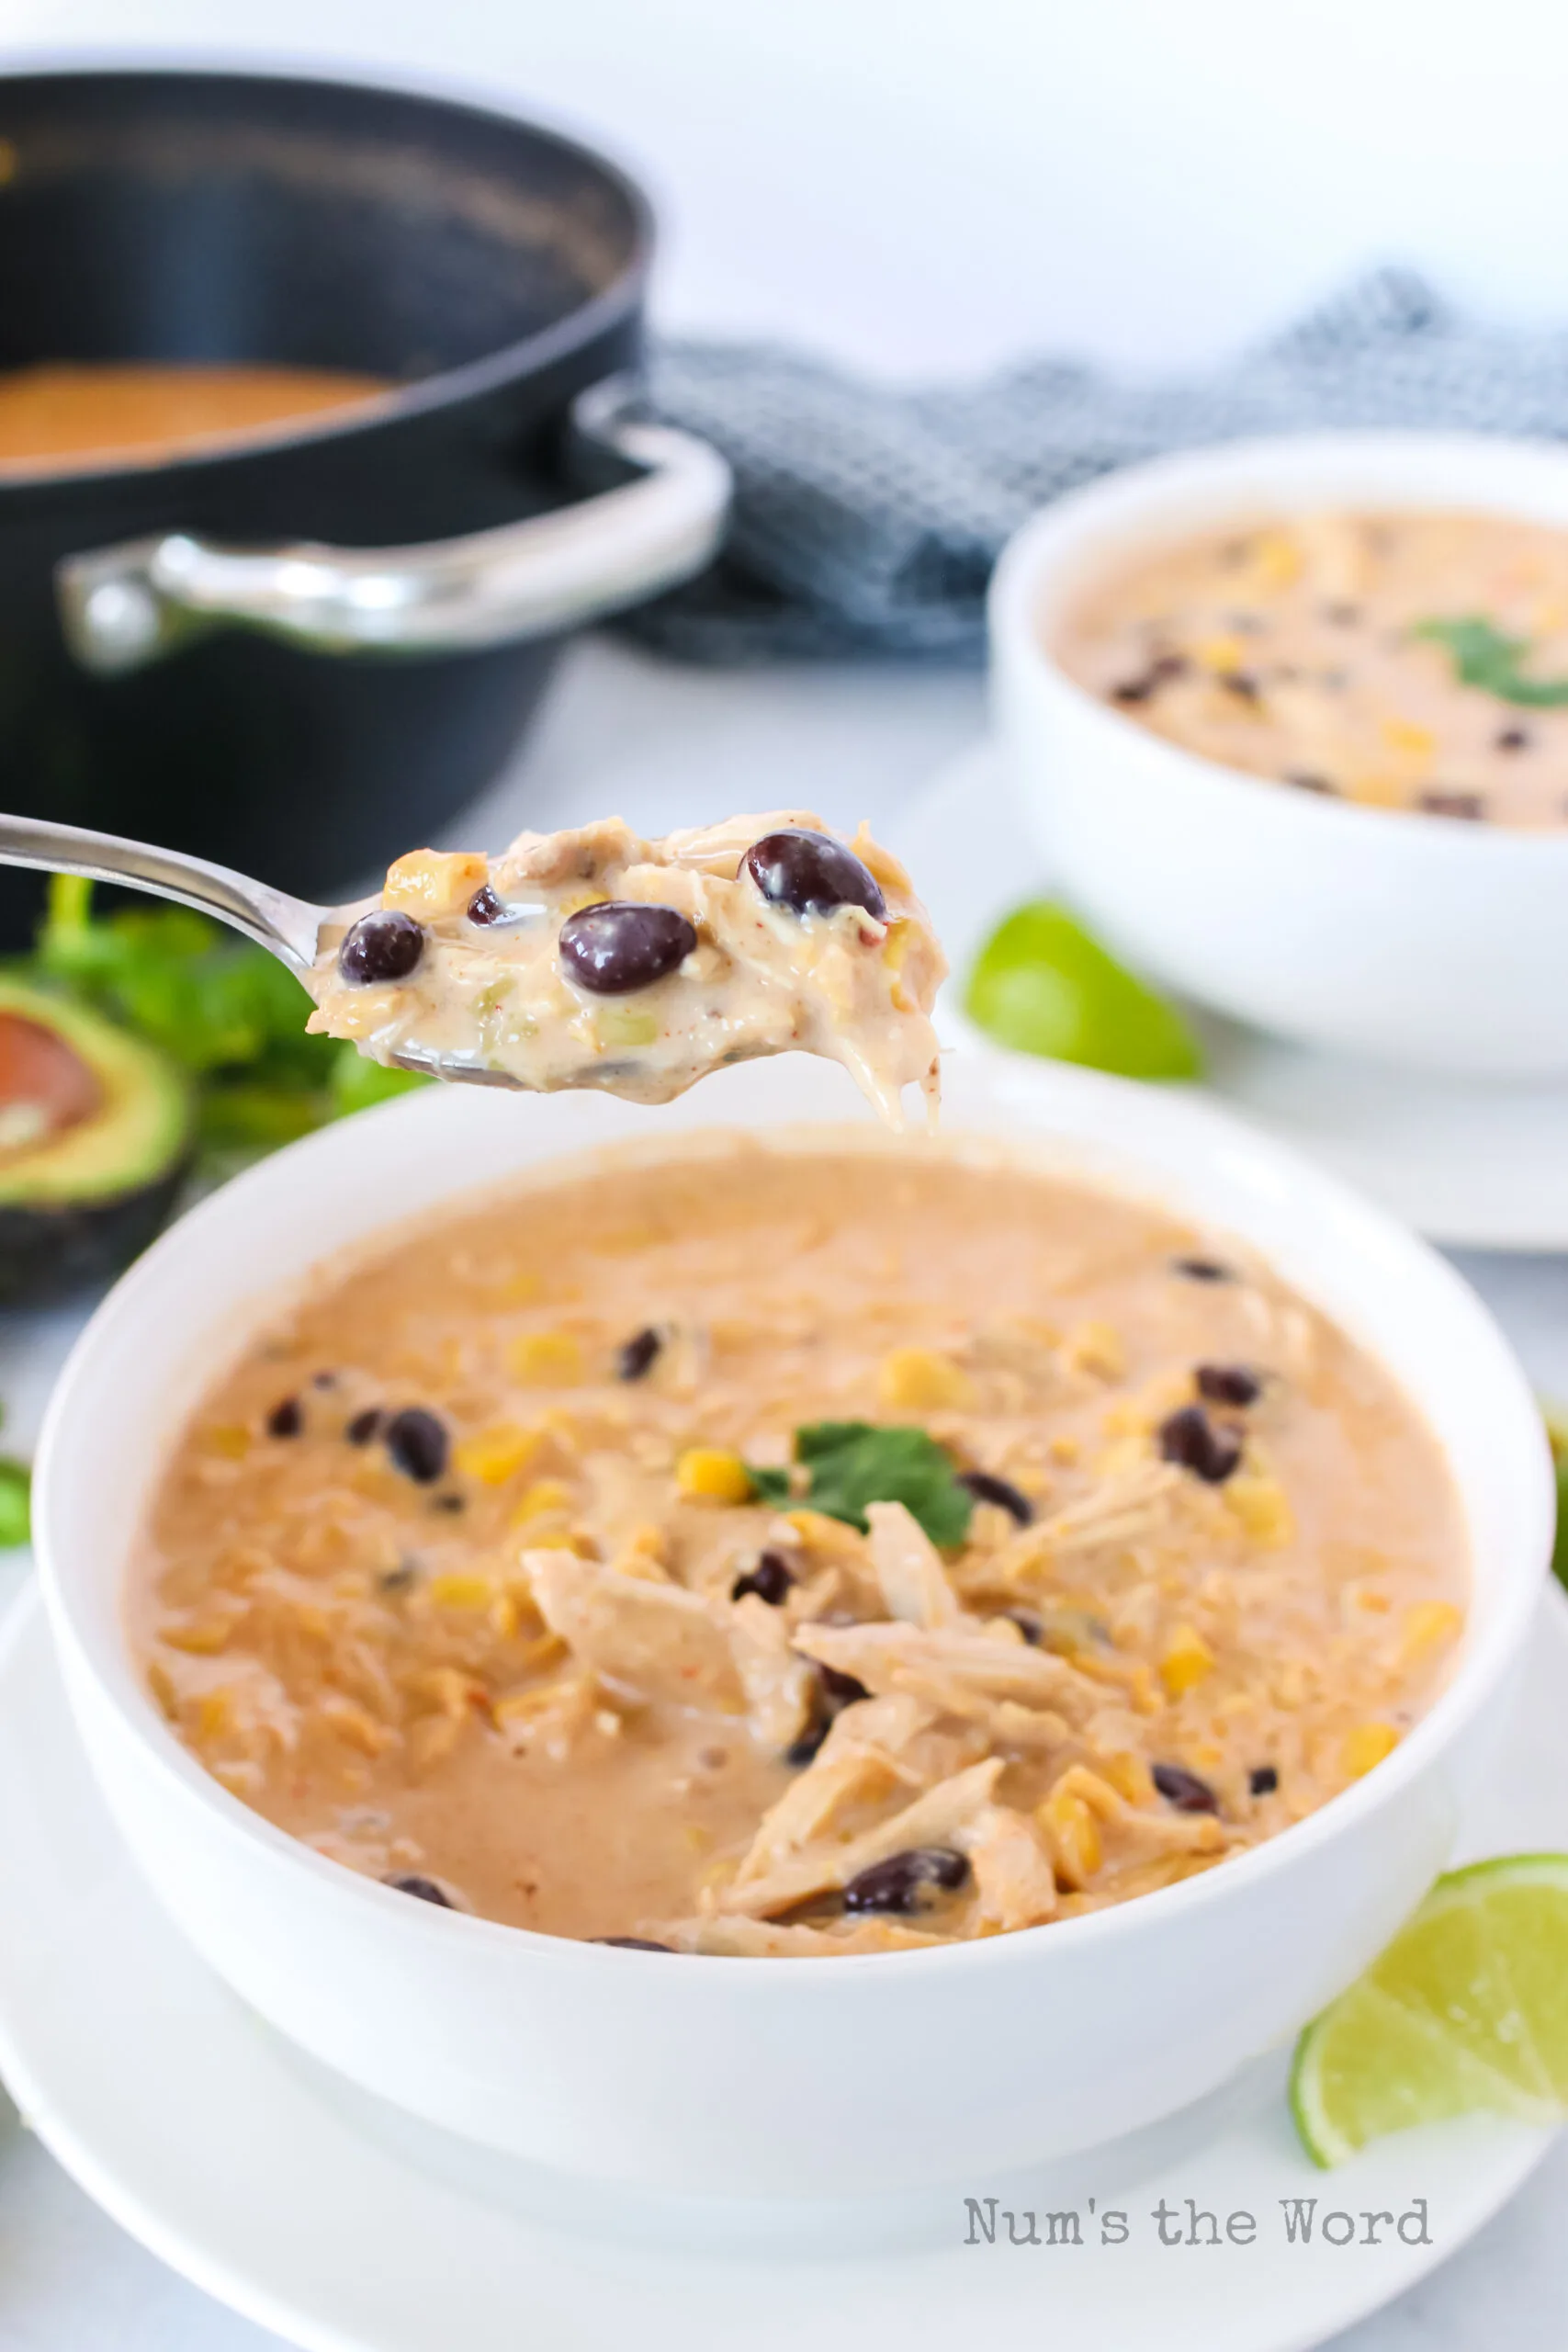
1292, 1856, 1568, 2166
964, 900, 1202, 1081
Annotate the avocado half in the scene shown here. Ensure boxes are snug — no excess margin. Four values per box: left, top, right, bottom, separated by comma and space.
0, 978, 193, 1306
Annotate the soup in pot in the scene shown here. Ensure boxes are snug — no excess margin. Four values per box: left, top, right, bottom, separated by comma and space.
0, 362, 391, 474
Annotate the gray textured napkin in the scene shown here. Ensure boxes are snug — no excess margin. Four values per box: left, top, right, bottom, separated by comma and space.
626, 270, 1568, 664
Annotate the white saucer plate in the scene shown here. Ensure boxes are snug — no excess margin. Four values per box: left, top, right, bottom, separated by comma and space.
895, 743, 1568, 1251
0, 1578, 1563, 2352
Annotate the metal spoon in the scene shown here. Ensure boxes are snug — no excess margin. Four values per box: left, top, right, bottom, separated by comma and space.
0, 809, 520, 1087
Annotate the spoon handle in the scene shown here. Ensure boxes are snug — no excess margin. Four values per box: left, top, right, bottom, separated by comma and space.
0, 813, 325, 971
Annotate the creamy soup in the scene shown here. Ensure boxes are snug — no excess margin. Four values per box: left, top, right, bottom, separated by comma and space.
134, 1143, 1466, 1956
1058, 511, 1568, 828
306, 814, 945, 1129
0, 362, 390, 474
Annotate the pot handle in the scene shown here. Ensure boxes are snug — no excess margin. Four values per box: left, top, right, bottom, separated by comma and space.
54, 377, 731, 674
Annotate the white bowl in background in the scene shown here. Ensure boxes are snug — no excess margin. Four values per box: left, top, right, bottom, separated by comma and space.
32, 1054, 1551, 2197
990, 431, 1568, 1078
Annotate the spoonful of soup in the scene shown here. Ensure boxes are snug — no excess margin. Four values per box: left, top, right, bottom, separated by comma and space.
0, 808, 945, 1127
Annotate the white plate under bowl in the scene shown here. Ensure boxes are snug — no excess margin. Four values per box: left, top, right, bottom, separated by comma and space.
895, 743, 1568, 1251
0, 1577, 1561, 2352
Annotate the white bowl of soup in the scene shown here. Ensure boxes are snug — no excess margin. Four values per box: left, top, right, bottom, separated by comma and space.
991, 432, 1568, 1076
32, 1053, 1549, 2197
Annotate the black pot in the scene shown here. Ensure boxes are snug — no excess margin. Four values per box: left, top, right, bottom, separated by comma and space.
0, 67, 728, 943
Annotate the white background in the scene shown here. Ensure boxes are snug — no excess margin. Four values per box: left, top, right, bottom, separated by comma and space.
5, 3, 1568, 2346
7, 0, 1568, 374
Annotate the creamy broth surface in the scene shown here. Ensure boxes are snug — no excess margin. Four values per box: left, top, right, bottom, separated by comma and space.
0, 363, 390, 473
135, 1146, 1467, 1955
1058, 510, 1568, 827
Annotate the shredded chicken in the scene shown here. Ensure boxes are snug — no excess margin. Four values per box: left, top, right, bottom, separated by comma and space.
660, 1914, 947, 1956
716, 1758, 1004, 1918
964, 1805, 1060, 1931
792, 1619, 1109, 1727
526, 1553, 742, 1712
865, 1499, 966, 1627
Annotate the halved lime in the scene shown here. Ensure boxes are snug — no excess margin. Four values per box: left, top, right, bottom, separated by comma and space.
1292, 1856, 1568, 2166
964, 900, 1202, 1081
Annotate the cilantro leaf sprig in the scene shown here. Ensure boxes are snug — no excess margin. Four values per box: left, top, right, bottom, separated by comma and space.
31, 875, 426, 1169
750, 1421, 974, 1548
1414, 616, 1568, 709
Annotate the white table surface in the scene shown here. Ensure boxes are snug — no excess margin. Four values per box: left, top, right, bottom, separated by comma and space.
3, 636, 1568, 2351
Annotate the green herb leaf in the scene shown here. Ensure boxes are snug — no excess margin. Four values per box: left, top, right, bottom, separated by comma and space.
751, 1421, 974, 1547
1415, 616, 1568, 709
0, 1458, 31, 1549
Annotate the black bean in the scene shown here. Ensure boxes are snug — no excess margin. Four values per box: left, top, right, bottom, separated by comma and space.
743, 829, 886, 920
338, 910, 424, 985
732, 1552, 795, 1606
1111, 653, 1188, 705
842, 1848, 971, 1914
432, 1493, 466, 1515
957, 1469, 1033, 1525
1152, 1763, 1220, 1815
1418, 789, 1484, 821
467, 884, 506, 925
1194, 1363, 1262, 1408
784, 1657, 871, 1765
384, 1873, 453, 1905
1496, 726, 1531, 752
266, 1396, 302, 1439
1248, 1764, 1279, 1796
385, 1408, 448, 1485
311, 1371, 338, 1389
1158, 1404, 1244, 1484
593, 1936, 674, 1951
345, 1407, 383, 1446
1284, 770, 1335, 796
559, 900, 698, 995
1217, 669, 1260, 701
1001, 1609, 1043, 1645
617, 1327, 662, 1382
1172, 1256, 1233, 1283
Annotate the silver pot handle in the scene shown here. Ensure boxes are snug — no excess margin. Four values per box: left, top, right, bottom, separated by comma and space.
55, 377, 731, 673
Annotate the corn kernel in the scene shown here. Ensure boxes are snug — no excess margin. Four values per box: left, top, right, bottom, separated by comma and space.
1196, 633, 1247, 673
1247, 529, 1303, 589
1159, 1623, 1215, 1699
496, 1270, 543, 1305
1048, 1431, 1082, 1466
508, 1331, 583, 1385
453, 1421, 539, 1487
162, 1619, 233, 1657
516, 1631, 569, 1673
1224, 1474, 1295, 1549
1341, 1721, 1400, 1780
490, 1592, 523, 1641
675, 1448, 754, 1505
382, 847, 489, 920
1401, 1600, 1462, 1663
877, 1346, 976, 1412
1098, 1749, 1156, 1805
510, 1477, 574, 1528
1038, 1787, 1102, 1889
428, 1572, 493, 1611
1061, 1320, 1124, 1382
204, 1424, 250, 1461
1380, 717, 1435, 763
195, 1690, 233, 1740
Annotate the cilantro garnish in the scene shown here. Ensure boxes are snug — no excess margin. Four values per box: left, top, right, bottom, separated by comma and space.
1414, 616, 1568, 708
31, 875, 426, 1170
750, 1421, 974, 1548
